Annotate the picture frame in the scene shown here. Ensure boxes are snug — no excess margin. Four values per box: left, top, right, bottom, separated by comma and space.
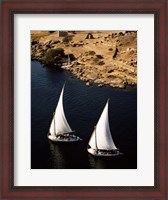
1, 0, 167, 199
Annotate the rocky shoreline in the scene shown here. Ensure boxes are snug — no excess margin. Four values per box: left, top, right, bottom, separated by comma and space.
31, 31, 137, 88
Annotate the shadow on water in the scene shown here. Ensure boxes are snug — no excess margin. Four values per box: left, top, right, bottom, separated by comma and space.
88, 152, 137, 169
48, 140, 89, 169
31, 61, 137, 169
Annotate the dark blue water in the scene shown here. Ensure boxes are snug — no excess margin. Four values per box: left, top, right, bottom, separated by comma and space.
31, 61, 137, 169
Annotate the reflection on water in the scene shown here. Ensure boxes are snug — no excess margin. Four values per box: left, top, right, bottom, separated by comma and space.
88, 154, 124, 169
48, 140, 89, 169
49, 141, 66, 168
88, 154, 108, 169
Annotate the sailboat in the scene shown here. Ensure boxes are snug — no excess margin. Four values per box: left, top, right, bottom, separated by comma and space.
87, 99, 120, 156
47, 84, 82, 142
61, 54, 73, 69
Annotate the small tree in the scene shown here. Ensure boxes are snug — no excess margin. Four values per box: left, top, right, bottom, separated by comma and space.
62, 36, 72, 43
44, 48, 64, 64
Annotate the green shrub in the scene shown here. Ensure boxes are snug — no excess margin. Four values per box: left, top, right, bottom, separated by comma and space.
62, 36, 72, 43
53, 48, 64, 55
45, 48, 64, 64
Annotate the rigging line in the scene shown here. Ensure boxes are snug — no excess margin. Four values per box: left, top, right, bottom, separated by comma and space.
95, 126, 98, 152
53, 112, 57, 136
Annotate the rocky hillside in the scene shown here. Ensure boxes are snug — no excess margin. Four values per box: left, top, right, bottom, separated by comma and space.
31, 31, 137, 88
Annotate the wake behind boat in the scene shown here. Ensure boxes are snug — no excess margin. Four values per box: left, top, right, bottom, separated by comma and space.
87, 99, 121, 156
47, 84, 82, 142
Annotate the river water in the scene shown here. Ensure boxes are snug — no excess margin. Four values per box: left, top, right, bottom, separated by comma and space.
31, 61, 137, 169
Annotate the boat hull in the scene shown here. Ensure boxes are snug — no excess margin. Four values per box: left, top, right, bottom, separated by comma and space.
87, 147, 120, 157
61, 64, 73, 69
47, 134, 82, 142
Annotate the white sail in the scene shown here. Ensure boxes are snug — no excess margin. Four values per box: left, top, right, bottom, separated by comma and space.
49, 115, 55, 136
88, 100, 117, 150
54, 85, 72, 135
88, 129, 97, 149
49, 85, 72, 136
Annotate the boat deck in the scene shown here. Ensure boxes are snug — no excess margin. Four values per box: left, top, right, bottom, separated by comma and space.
48, 134, 82, 142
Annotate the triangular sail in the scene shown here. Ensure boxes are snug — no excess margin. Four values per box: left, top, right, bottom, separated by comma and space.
49, 85, 72, 136
88, 129, 97, 149
55, 85, 72, 135
88, 100, 117, 150
49, 114, 56, 136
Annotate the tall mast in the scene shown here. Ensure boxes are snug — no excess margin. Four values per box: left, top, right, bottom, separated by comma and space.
53, 112, 56, 136
67, 54, 70, 65
95, 126, 98, 151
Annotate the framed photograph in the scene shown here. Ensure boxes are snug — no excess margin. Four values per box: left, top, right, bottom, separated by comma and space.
1, 0, 167, 199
